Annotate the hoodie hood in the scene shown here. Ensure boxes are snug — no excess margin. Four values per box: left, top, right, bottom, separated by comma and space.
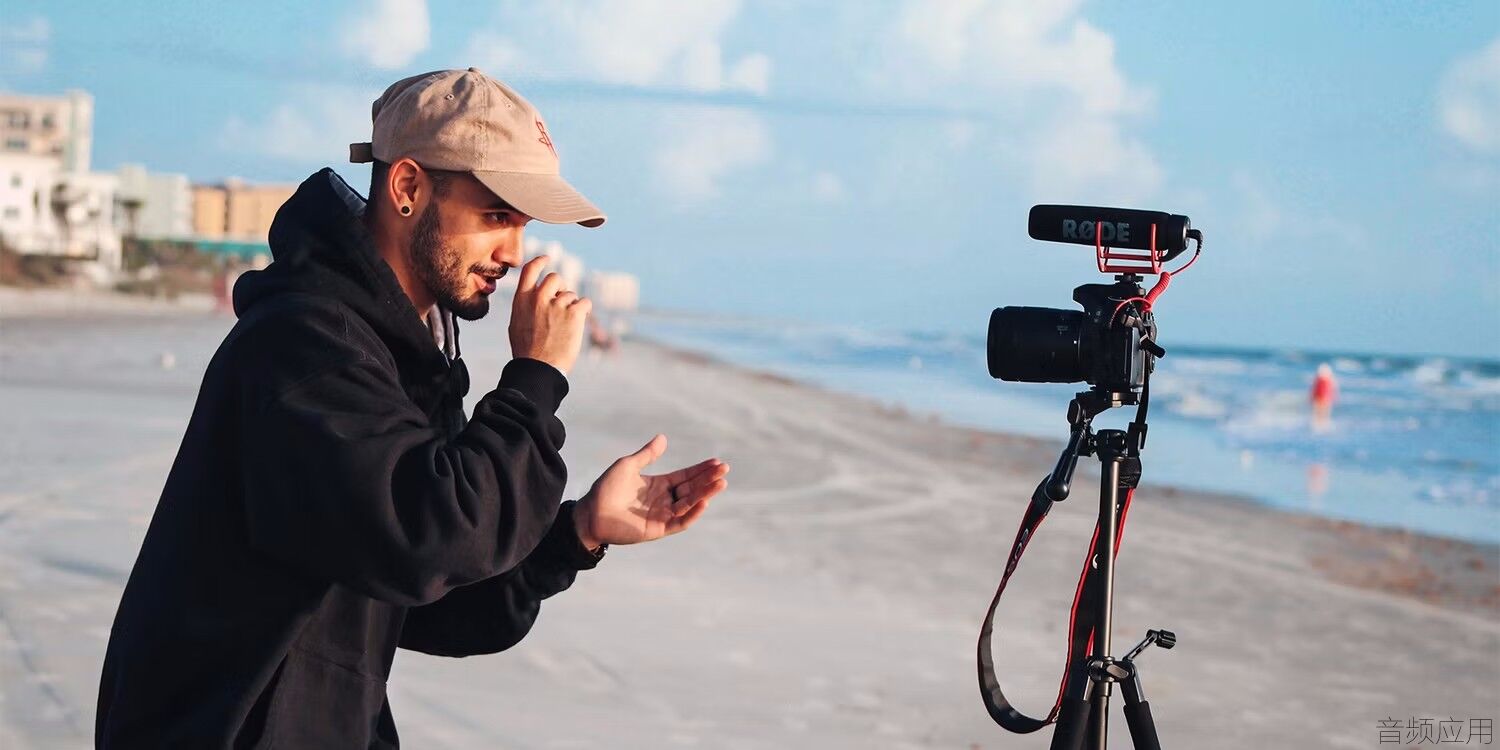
233, 168, 458, 372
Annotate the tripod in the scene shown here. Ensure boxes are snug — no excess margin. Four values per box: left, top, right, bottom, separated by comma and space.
977, 388, 1178, 750
1048, 390, 1173, 750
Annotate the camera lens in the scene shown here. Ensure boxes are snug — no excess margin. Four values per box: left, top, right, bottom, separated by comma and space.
988, 307, 1087, 383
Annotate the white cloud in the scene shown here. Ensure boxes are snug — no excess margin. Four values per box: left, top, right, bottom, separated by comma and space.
230, 2, 429, 163
811, 171, 846, 203
458, 1, 773, 205
1434, 161, 1499, 193
1230, 171, 1281, 242
727, 53, 771, 96
1, 16, 50, 74
460, 0, 770, 95
882, 0, 1160, 201
893, 0, 1142, 115
463, 30, 522, 74
681, 40, 728, 92
221, 86, 380, 163
943, 119, 977, 149
2, 15, 49, 45
565, 1, 733, 84
651, 107, 770, 203
1438, 37, 1500, 155
339, 0, 430, 70
1228, 171, 1369, 255
1029, 118, 1160, 204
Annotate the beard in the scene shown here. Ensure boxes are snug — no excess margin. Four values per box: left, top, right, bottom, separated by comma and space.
409, 201, 491, 321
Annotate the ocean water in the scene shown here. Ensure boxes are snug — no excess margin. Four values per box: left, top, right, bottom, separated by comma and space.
633, 313, 1500, 545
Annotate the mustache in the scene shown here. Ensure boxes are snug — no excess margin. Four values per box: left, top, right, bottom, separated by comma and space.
470, 264, 508, 280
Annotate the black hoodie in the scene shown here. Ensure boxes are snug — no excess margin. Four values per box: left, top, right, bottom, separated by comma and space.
96, 169, 601, 748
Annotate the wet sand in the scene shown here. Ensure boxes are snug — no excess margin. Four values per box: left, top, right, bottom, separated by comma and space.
1, 291, 1495, 748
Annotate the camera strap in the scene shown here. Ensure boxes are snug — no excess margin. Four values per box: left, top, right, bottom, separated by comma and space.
976, 477, 1137, 733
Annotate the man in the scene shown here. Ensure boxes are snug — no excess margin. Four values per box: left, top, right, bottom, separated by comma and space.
96, 68, 729, 748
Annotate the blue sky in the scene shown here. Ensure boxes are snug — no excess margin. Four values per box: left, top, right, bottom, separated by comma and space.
2, 1, 1496, 358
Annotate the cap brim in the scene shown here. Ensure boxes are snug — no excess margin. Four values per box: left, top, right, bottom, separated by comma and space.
472, 171, 606, 228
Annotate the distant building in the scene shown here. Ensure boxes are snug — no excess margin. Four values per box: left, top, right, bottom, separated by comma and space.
0, 89, 122, 278
520, 236, 588, 290
0, 90, 93, 173
0, 153, 53, 241
117, 164, 192, 239
191, 178, 295, 241
0, 153, 121, 277
517, 235, 638, 312
583, 271, 640, 313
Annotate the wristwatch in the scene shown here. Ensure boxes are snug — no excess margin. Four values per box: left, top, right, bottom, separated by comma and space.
561, 500, 606, 566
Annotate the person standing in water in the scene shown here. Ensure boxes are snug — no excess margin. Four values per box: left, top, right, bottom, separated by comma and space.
1311, 362, 1339, 432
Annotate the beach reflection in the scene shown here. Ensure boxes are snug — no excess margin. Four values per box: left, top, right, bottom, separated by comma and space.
1307, 462, 1330, 510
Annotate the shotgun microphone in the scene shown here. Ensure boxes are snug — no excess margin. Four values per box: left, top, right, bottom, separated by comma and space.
1028, 205, 1193, 261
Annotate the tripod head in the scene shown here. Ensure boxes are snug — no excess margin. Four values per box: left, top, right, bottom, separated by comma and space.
1044, 387, 1149, 502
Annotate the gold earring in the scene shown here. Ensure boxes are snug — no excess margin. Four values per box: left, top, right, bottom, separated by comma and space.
399, 205, 412, 216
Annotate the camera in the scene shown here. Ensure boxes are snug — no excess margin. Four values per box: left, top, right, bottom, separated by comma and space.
987, 279, 1162, 392
985, 205, 1196, 394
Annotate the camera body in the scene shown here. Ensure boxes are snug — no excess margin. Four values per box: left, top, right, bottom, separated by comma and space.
987, 277, 1158, 394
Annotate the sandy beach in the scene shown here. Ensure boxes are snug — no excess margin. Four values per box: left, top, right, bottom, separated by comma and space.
1, 290, 1496, 748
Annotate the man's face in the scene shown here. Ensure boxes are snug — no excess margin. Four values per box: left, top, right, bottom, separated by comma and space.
408, 174, 531, 321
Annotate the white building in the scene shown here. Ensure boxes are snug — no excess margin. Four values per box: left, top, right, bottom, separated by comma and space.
0, 153, 122, 277
117, 164, 191, 239
0, 90, 124, 278
523, 237, 585, 291
516, 236, 638, 312
0, 153, 52, 240
583, 271, 640, 313
0, 90, 93, 173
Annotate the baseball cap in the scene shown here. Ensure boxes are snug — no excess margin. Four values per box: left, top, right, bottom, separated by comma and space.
350, 68, 605, 228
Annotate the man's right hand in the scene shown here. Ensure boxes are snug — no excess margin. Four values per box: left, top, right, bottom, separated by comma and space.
509, 255, 591, 375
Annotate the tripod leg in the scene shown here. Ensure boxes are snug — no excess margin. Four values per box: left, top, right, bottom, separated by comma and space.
1122, 701, 1161, 750
1119, 665, 1162, 750
1049, 694, 1092, 750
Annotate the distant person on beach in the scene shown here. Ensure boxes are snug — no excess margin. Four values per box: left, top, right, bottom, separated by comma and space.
213, 260, 245, 314
1311, 362, 1339, 432
210, 261, 230, 311
97, 69, 729, 748
587, 313, 619, 357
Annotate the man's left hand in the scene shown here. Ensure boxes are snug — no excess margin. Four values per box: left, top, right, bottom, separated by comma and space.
574, 435, 729, 550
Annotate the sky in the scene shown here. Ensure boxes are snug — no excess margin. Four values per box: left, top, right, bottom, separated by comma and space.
1, 1, 1497, 358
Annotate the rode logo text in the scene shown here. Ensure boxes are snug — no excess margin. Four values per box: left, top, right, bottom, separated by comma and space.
1062, 220, 1131, 244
